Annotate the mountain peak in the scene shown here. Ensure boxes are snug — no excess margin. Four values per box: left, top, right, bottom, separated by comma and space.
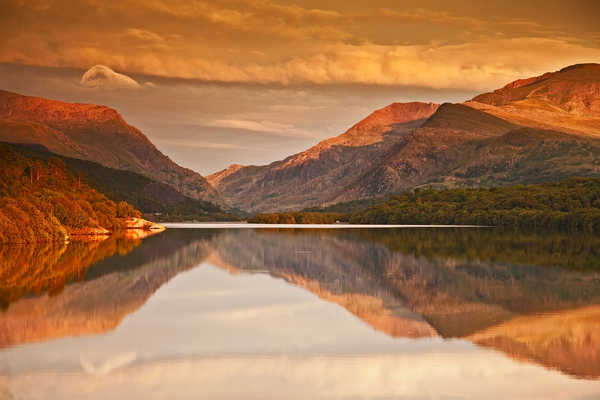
207, 163, 246, 187
470, 63, 600, 116
559, 63, 600, 73
466, 63, 600, 135
0, 90, 129, 134
327, 101, 440, 148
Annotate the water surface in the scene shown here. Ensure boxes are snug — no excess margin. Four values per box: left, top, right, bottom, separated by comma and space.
1, 227, 600, 399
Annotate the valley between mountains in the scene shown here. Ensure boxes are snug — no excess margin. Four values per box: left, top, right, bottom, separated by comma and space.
0, 63, 599, 233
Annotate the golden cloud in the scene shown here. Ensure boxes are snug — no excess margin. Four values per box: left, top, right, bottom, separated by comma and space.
1, 0, 599, 90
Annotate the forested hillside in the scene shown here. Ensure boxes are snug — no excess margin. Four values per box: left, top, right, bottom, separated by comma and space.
0, 143, 141, 243
6, 143, 238, 222
250, 178, 600, 232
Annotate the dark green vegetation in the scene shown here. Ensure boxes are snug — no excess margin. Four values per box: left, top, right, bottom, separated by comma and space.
349, 178, 600, 231
249, 178, 600, 232
5, 143, 239, 222
0, 143, 140, 243
347, 228, 600, 271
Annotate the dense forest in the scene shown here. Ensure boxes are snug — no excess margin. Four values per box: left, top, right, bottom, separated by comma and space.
249, 178, 600, 232
0, 144, 141, 243
6, 143, 239, 222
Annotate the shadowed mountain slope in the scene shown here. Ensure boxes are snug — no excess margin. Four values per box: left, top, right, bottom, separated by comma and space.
0, 90, 218, 203
4, 142, 234, 222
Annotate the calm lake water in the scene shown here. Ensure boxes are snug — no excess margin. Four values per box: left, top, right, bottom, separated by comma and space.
1, 226, 600, 399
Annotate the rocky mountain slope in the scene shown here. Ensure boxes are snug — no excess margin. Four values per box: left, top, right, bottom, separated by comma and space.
211, 64, 600, 212
209, 102, 440, 211
466, 63, 600, 136
0, 90, 218, 203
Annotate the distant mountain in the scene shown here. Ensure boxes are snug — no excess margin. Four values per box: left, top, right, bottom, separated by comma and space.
0, 90, 219, 203
211, 64, 600, 212
209, 102, 440, 211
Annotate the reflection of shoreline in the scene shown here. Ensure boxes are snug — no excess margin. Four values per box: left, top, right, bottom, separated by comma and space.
2, 227, 600, 380
0, 227, 167, 309
209, 229, 600, 379
0, 235, 141, 309
0, 230, 214, 348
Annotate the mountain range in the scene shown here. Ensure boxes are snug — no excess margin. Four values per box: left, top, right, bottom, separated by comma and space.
210, 63, 600, 212
1, 63, 599, 214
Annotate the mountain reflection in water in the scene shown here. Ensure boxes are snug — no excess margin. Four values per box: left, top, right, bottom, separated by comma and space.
1, 227, 600, 398
0, 230, 217, 348
210, 228, 600, 379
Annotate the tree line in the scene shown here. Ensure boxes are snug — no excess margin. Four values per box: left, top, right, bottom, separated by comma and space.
249, 178, 600, 232
0, 144, 141, 243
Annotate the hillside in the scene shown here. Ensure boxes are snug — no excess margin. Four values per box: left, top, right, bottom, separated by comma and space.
6, 143, 237, 222
251, 178, 600, 232
212, 64, 600, 212
209, 102, 440, 212
349, 178, 600, 231
0, 90, 219, 203
0, 143, 141, 243
466, 63, 600, 136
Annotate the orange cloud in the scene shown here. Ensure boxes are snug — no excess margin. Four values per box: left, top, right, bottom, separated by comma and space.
1, 0, 599, 90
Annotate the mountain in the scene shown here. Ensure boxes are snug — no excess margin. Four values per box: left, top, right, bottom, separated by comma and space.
466, 63, 600, 136
209, 102, 439, 212
211, 64, 600, 213
6, 142, 236, 222
0, 90, 218, 203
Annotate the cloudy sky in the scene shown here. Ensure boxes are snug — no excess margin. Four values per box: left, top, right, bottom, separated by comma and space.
1, 0, 599, 174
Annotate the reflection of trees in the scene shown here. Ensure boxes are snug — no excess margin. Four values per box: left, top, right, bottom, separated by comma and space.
259, 228, 600, 270
350, 228, 600, 271
0, 236, 142, 309
213, 228, 600, 378
0, 229, 217, 348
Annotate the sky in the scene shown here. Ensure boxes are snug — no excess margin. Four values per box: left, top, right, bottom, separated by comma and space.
1, 0, 600, 174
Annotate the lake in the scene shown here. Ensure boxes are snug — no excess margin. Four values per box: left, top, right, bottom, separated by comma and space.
1, 226, 600, 399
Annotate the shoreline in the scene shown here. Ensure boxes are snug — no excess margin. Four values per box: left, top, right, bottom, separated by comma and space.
0, 218, 166, 245
163, 222, 491, 229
